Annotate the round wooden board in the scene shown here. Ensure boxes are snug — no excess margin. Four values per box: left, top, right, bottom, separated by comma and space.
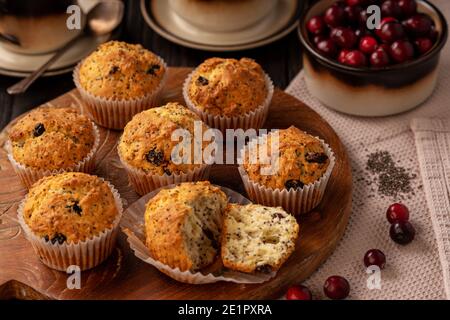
0, 67, 352, 300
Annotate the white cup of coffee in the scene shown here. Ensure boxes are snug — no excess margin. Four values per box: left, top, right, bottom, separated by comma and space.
0, 0, 86, 55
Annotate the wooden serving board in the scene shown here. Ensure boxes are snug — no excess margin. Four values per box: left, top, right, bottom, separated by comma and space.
0, 67, 352, 300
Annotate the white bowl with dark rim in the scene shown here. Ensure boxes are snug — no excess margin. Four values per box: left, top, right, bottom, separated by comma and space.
298, 0, 448, 117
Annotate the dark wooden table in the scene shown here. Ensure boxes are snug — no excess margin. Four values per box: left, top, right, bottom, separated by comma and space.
0, 0, 303, 131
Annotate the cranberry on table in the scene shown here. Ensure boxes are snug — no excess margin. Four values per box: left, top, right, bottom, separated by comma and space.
307, 16, 327, 35
331, 27, 357, 48
398, 0, 417, 18
364, 249, 386, 269
390, 221, 416, 245
377, 21, 406, 43
359, 36, 378, 54
370, 48, 390, 67
414, 37, 434, 54
381, 0, 402, 18
286, 285, 313, 300
343, 50, 367, 67
323, 276, 350, 300
324, 5, 346, 27
389, 40, 415, 63
386, 203, 410, 223
317, 39, 338, 58
403, 14, 433, 36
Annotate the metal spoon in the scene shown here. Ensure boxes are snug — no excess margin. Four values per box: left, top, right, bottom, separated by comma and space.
7, 1, 124, 95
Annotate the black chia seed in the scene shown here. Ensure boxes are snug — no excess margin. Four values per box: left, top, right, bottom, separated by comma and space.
365, 150, 416, 199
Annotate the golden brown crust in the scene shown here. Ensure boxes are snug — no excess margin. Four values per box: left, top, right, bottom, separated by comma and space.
118, 102, 210, 175
243, 126, 330, 190
144, 181, 227, 271
221, 203, 299, 273
23, 172, 119, 244
187, 57, 268, 117
79, 41, 165, 100
9, 107, 95, 171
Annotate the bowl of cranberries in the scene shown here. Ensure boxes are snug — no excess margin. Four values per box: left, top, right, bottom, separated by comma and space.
298, 0, 447, 116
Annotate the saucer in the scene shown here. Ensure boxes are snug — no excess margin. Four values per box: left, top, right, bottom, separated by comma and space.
140, 0, 303, 51
0, 33, 110, 77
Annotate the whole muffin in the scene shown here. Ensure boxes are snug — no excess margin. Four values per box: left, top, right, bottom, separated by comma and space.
8, 107, 96, 171
78, 41, 166, 100
243, 126, 330, 190
22, 172, 120, 244
118, 102, 210, 176
144, 181, 228, 271
186, 57, 268, 117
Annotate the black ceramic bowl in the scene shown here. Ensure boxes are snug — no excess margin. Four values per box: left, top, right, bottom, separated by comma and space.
298, 0, 448, 116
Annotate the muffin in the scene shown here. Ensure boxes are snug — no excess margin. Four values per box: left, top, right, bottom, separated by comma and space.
118, 102, 212, 195
7, 107, 99, 189
144, 181, 227, 271
17, 172, 123, 271
183, 57, 273, 132
239, 126, 335, 214
221, 204, 299, 273
74, 41, 167, 129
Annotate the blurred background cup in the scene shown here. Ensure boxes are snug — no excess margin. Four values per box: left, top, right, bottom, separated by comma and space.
0, 0, 86, 55
168, 0, 279, 32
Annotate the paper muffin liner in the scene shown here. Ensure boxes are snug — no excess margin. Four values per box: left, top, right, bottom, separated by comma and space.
121, 184, 276, 284
6, 121, 100, 189
17, 179, 124, 272
118, 151, 212, 196
238, 135, 336, 215
182, 68, 274, 133
73, 56, 168, 130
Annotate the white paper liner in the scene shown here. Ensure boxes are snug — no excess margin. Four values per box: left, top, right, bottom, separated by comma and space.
6, 121, 100, 189
238, 135, 336, 215
121, 184, 277, 284
17, 179, 124, 271
73, 56, 168, 130
118, 151, 212, 196
182, 68, 274, 133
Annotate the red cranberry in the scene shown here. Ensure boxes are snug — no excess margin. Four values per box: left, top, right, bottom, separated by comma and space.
331, 27, 357, 48
389, 40, 415, 63
323, 276, 350, 300
398, 0, 417, 18
390, 221, 416, 245
364, 249, 386, 269
324, 5, 346, 27
377, 21, 406, 43
403, 14, 433, 36
359, 36, 378, 54
317, 39, 338, 58
386, 203, 410, 223
414, 37, 434, 54
346, 0, 365, 6
344, 5, 362, 24
343, 50, 367, 67
338, 49, 352, 63
313, 34, 327, 45
307, 16, 327, 35
286, 285, 313, 300
381, 0, 402, 18
370, 48, 390, 67
378, 43, 390, 52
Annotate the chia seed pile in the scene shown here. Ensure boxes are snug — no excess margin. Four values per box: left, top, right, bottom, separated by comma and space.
362, 150, 418, 200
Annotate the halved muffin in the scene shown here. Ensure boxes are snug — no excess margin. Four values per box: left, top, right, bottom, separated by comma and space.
221, 203, 299, 273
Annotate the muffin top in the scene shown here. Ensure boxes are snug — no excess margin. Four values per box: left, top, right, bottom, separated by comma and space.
144, 181, 228, 271
118, 102, 210, 175
78, 41, 165, 100
8, 107, 96, 171
22, 172, 119, 244
187, 57, 268, 117
243, 126, 330, 190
